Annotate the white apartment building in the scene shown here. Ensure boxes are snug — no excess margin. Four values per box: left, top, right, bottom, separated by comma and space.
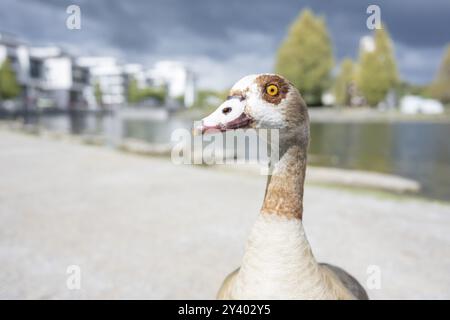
123, 63, 147, 89
78, 58, 196, 109
0, 33, 92, 110
77, 57, 126, 107
1, 33, 196, 110
28, 46, 91, 109
146, 61, 196, 108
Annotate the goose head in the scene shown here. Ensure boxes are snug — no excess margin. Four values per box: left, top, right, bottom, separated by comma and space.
195, 74, 309, 148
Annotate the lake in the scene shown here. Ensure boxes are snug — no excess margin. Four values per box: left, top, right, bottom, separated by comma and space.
15, 112, 450, 201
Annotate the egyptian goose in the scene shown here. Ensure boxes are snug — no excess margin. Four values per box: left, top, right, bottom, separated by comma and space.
195, 74, 368, 300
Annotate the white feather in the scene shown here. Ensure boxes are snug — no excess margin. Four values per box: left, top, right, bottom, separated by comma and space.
231, 214, 349, 299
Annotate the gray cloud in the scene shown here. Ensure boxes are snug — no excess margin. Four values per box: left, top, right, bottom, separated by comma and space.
0, 0, 449, 89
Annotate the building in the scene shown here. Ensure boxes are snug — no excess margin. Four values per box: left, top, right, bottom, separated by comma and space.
28, 46, 91, 109
1, 32, 196, 111
79, 59, 197, 109
123, 63, 147, 89
400, 96, 444, 114
0, 33, 92, 110
77, 57, 127, 107
146, 61, 196, 108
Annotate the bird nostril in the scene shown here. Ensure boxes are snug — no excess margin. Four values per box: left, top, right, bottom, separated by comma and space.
222, 107, 232, 115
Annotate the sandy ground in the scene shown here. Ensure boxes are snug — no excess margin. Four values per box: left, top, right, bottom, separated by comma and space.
0, 130, 449, 299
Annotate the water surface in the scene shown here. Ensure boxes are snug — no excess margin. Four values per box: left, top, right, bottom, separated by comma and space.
20, 113, 450, 201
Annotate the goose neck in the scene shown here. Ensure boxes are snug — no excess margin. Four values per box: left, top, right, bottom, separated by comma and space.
261, 142, 307, 219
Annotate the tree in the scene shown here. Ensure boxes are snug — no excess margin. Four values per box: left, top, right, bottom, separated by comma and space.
126, 76, 167, 105
94, 81, 102, 107
127, 77, 140, 104
139, 87, 166, 104
275, 9, 334, 105
428, 44, 450, 104
0, 58, 21, 100
356, 26, 398, 106
333, 58, 355, 106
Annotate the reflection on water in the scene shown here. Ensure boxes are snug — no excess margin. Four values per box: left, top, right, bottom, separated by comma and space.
124, 118, 190, 144
309, 122, 450, 201
124, 118, 450, 201
17, 112, 450, 201
21, 111, 111, 136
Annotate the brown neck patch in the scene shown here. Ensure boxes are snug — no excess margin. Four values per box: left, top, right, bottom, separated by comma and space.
260, 145, 307, 220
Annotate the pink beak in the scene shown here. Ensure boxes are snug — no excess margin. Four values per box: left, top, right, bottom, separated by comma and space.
193, 112, 253, 135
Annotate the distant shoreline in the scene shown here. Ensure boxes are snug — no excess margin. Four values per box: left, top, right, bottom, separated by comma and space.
176, 106, 450, 123
308, 107, 450, 124
2, 106, 449, 124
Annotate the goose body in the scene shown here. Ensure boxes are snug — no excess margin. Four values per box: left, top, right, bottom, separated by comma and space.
196, 74, 368, 300
217, 215, 367, 300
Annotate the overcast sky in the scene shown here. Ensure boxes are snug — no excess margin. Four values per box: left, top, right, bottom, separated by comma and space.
1, 0, 449, 89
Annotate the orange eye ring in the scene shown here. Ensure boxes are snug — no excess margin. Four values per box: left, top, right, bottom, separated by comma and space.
266, 84, 279, 96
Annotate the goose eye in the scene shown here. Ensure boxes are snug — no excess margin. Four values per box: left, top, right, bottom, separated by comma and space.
266, 84, 279, 96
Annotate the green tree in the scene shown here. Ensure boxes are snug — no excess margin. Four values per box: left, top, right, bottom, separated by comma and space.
139, 86, 166, 104
428, 44, 450, 104
127, 77, 140, 104
0, 58, 21, 100
94, 81, 102, 106
126, 76, 166, 105
333, 58, 355, 106
356, 26, 398, 106
275, 9, 334, 105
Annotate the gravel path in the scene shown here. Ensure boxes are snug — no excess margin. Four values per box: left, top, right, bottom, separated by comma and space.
0, 130, 449, 299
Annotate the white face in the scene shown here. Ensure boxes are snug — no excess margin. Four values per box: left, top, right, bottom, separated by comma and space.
197, 74, 293, 134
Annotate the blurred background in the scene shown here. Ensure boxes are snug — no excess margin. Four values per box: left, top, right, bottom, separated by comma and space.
0, 0, 449, 299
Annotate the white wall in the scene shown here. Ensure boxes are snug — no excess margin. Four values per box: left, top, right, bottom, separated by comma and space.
78, 57, 126, 105
147, 61, 196, 107
42, 57, 72, 90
